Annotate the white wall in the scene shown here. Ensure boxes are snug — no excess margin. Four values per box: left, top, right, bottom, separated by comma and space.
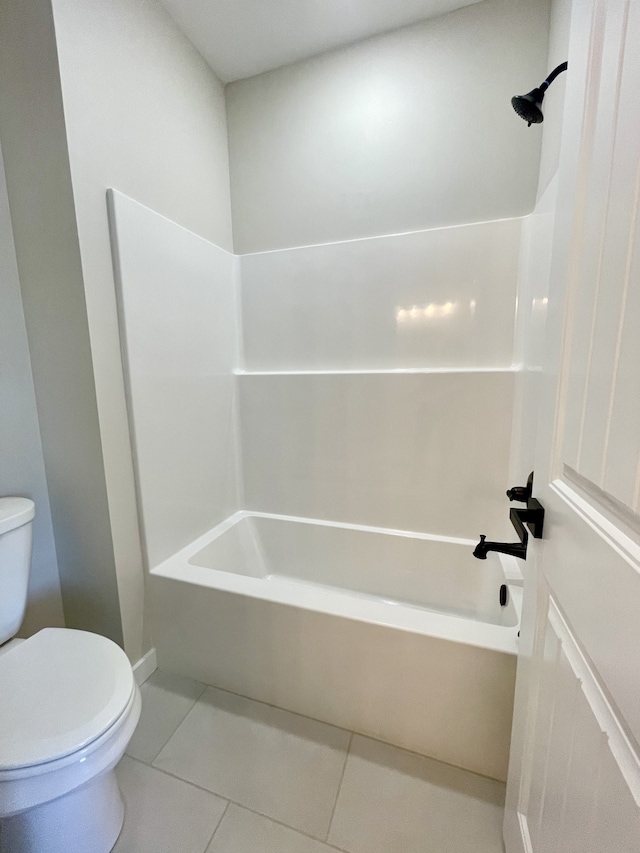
51, 0, 233, 251
240, 218, 521, 371
109, 192, 241, 568
113, 206, 517, 559
0, 144, 65, 637
238, 216, 521, 539
0, 0, 124, 647
239, 371, 514, 540
43, 0, 235, 662
226, 0, 551, 253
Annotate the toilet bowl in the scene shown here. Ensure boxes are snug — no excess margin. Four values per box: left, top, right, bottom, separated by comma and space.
0, 628, 141, 853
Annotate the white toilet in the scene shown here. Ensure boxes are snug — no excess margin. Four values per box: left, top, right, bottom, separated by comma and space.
0, 497, 141, 853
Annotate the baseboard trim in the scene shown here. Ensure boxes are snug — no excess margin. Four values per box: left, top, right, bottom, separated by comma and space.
132, 647, 157, 685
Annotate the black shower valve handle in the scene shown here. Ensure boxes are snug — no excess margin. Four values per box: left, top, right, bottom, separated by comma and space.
506, 485, 529, 502
506, 472, 535, 504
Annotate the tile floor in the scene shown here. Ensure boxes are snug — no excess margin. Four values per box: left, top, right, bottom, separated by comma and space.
114, 670, 506, 853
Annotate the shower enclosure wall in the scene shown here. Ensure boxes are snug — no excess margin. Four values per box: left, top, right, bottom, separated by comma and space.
110, 189, 523, 781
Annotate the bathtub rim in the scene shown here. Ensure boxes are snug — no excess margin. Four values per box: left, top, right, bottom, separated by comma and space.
151, 510, 522, 656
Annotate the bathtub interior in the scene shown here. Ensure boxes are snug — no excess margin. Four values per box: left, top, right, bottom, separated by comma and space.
187, 513, 519, 628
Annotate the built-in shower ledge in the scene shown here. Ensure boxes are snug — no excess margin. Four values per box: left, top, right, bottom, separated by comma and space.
235, 366, 518, 376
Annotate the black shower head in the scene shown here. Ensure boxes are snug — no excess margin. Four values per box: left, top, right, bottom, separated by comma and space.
512, 61, 568, 127
511, 88, 545, 127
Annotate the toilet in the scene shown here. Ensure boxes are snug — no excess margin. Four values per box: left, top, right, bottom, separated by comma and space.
0, 497, 141, 853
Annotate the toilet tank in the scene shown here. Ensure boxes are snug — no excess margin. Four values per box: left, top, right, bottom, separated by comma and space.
0, 498, 35, 645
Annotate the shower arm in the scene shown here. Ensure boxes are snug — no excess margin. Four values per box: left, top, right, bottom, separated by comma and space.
540, 61, 568, 93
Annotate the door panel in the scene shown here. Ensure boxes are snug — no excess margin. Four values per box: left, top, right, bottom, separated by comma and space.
542, 481, 640, 741
562, 0, 640, 495
520, 599, 640, 852
505, 0, 640, 849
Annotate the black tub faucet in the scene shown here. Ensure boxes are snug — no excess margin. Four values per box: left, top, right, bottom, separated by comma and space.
473, 535, 527, 561
472, 472, 545, 562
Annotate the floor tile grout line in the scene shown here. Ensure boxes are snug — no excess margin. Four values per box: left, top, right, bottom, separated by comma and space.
347, 731, 506, 785
241, 810, 354, 853
125, 678, 506, 853
127, 755, 353, 852
188, 681, 353, 737
199, 799, 231, 853
143, 681, 209, 764
147, 673, 504, 785
128, 753, 225, 797
324, 732, 354, 843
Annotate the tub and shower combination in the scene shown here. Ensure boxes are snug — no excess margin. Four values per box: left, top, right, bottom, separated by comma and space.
110, 190, 523, 784
150, 512, 521, 782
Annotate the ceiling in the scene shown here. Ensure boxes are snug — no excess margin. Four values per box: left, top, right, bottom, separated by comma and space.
160, 0, 484, 83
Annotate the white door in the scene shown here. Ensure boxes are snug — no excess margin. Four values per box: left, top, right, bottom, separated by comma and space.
504, 1, 640, 851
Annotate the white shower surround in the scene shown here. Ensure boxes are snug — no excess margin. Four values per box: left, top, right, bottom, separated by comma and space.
109, 190, 522, 781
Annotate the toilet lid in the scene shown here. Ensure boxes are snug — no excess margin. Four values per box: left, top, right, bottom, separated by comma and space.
0, 628, 135, 770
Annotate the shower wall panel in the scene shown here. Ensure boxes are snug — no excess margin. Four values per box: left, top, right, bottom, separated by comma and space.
238, 371, 514, 541
240, 218, 522, 372
238, 218, 518, 539
509, 178, 557, 483
109, 190, 241, 569
112, 200, 519, 564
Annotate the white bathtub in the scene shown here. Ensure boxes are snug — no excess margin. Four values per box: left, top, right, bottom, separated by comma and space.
149, 512, 522, 781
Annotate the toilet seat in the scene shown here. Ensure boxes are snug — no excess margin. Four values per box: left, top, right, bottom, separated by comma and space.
0, 628, 134, 771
